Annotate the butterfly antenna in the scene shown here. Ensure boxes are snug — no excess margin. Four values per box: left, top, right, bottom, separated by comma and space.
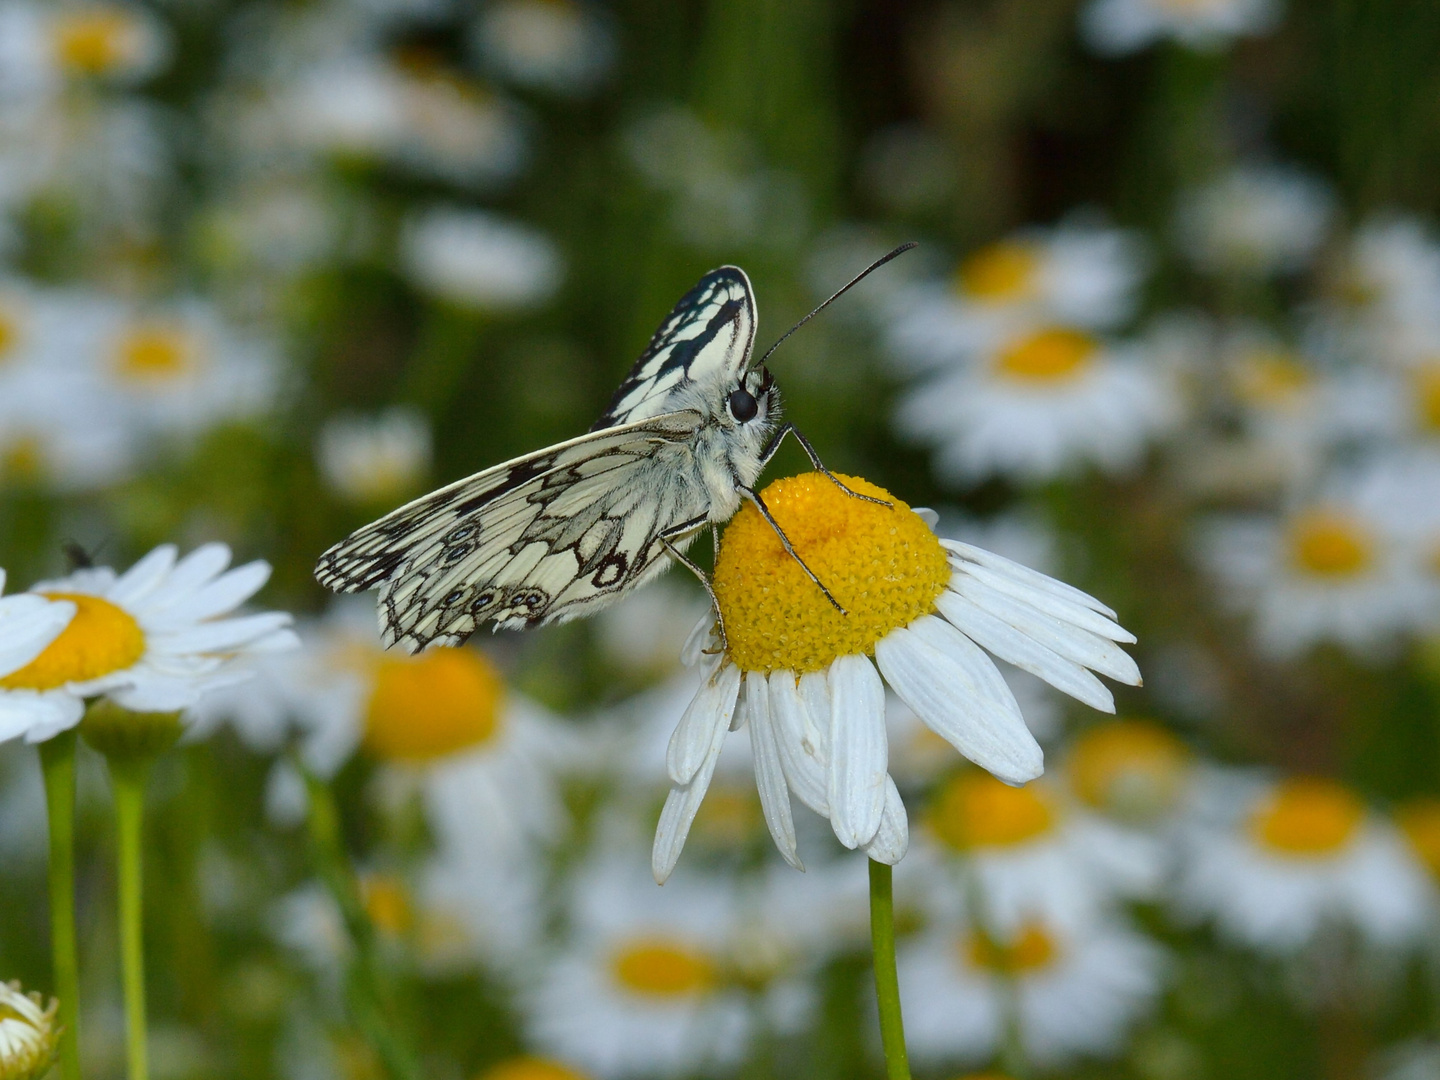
753, 241, 918, 369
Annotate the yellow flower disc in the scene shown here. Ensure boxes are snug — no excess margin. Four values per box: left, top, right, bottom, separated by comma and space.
713, 473, 950, 675
1286, 511, 1373, 578
1069, 719, 1189, 821
360, 875, 414, 938
479, 1058, 592, 1080
1232, 348, 1313, 407
1249, 777, 1364, 856
0, 593, 144, 691
929, 771, 1055, 851
1396, 798, 1440, 879
609, 938, 716, 998
993, 327, 1097, 383
1415, 364, 1440, 432
0, 306, 19, 361
965, 922, 1058, 974
955, 241, 1038, 302
363, 648, 505, 763
114, 324, 195, 382
54, 10, 137, 75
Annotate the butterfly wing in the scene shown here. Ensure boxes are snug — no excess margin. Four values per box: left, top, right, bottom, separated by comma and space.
315, 410, 708, 652
592, 267, 757, 429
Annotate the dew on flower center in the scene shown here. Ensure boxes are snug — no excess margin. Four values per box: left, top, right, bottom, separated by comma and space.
1286, 511, 1373, 578
1249, 778, 1364, 856
0, 593, 143, 691
1232, 348, 1313, 407
1069, 719, 1190, 822
1396, 798, 1440, 879
609, 938, 717, 998
54, 10, 140, 76
1415, 364, 1440, 432
929, 771, 1055, 850
480, 1057, 593, 1080
114, 323, 197, 383
993, 327, 1097, 383
363, 647, 505, 762
712, 473, 950, 675
955, 241, 1038, 302
965, 922, 1059, 974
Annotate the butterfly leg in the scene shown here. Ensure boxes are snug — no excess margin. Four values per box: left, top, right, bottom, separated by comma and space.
659, 530, 729, 652
737, 485, 848, 616
758, 424, 892, 508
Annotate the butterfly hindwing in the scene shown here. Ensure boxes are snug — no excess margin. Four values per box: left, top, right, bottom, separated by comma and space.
314, 411, 707, 652
592, 267, 756, 429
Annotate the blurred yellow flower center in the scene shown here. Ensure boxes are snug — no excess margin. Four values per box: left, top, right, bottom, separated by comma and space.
610, 938, 716, 998
0, 307, 19, 361
1286, 511, 1373, 578
0, 593, 143, 691
1069, 719, 1189, 821
2, 435, 45, 483
692, 785, 763, 847
479, 1058, 592, 1080
1250, 778, 1364, 856
363, 648, 505, 762
994, 327, 1097, 383
115, 324, 195, 382
360, 875, 413, 938
956, 242, 1038, 302
1233, 349, 1313, 407
713, 474, 950, 675
54, 10, 138, 76
1415, 364, 1440, 432
1396, 799, 1440, 879
929, 771, 1055, 850
965, 922, 1058, 973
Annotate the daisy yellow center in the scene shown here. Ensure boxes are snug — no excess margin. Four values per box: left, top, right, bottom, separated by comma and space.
2, 435, 45, 482
955, 242, 1039, 302
1249, 778, 1364, 856
54, 10, 138, 76
0, 593, 143, 691
0, 307, 20, 362
993, 327, 1097, 383
929, 771, 1055, 851
1414, 364, 1440, 432
1396, 798, 1440, 880
114, 324, 195, 383
1069, 719, 1189, 821
363, 648, 505, 763
479, 1058, 592, 1080
1233, 349, 1313, 407
712, 474, 950, 676
1286, 511, 1373, 578
609, 938, 716, 998
965, 922, 1058, 974
360, 875, 413, 938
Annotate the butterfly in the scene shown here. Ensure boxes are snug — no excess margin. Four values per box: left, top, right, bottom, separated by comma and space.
314, 245, 914, 653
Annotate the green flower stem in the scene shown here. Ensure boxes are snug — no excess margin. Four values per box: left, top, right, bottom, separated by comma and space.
111, 756, 151, 1080
39, 729, 82, 1080
868, 859, 911, 1080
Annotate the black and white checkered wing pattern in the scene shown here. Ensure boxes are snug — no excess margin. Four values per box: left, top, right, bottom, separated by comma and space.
314, 411, 706, 652
593, 267, 756, 429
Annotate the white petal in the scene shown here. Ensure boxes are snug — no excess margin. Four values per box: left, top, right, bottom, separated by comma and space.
949, 574, 1142, 685
652, 681, 735, 883
108, 545, 178, 606
0, 691, 85, 745
768, 671, 829, 814
148, 612, 294, 655
941, 538, 1117, 617
798, 670, 833, 759
953, 558, 1135, 643
680, 612, 716, 667
747, 673, 801, 870
160, 561, 272, 623
935, 590, 1116, 713
827, 654, 888, 849
666, 661, 741, 785
862, 776, 909, 864
0, 596, 74, 675
875, 619, 1043, 785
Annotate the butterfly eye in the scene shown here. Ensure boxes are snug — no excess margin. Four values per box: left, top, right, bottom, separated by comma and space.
728, 388, 758, 423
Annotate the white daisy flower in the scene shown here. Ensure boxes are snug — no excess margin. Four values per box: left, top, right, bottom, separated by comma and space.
896, 325, 1179, 484
400, 206, 563, 311
475, 1058, 594, 1080
473, 0, 615, 96
886, 221, 1147, 373
0, 1, 170, 100
652, 473, 1140, 882
1063, 717, 1193, 828
1175, 773, 1434, 951
899, 911, 1166, 1068
1342, 217, 1440, 336
0, 570, 75, 710
526, 860, 752, 1079
1080, 0, 1280, 56
0, 543, 296, 746
316, 407, 432, 506
1176, 165, 1333, 277
0, 978, 59, 1080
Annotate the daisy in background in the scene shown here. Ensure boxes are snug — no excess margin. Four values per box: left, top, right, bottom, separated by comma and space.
653, 472, 1141, 882
0, 543, 296, 746
0, 1, 171, 100
316, 406, 432, 507
1079, 0, 1280, 56
0, 571, 76, 742
399, 206, 563, 312
885, 219, 1147, 374
1174, 772, 1434, 952
1175, 165, 1333, 278
0, 977, 59, 1080
473, 0, 615, 96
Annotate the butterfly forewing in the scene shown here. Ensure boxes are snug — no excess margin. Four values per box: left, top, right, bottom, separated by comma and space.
592, 267, 756, 429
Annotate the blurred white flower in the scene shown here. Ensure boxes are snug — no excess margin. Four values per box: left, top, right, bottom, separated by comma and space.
900, 911, 1166, 1068
317, 407, 432, 505
0, 570, 75, 737
594, 582, 710, 682
1343, 217, 1440, 337
1062, 718, 1193, 828
0, 543, 297, 745
1374, 1041, 1440, 1080
896, 325, 1179, 484
1176, 165, 1333, 277
401, 206, 562, 310
1080, 0, 1280, 56
0, 978, 59, 1080
474, 0, 614, 95
1176, 773, 1434, 951
0, 1, 170, 101
527, 860, 752, 1080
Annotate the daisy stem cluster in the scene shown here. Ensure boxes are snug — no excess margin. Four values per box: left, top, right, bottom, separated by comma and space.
868, 860, 911, 1080
38, 729, 80, 1080
110, 755, 151, 1080
297, 761, 422, 1080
